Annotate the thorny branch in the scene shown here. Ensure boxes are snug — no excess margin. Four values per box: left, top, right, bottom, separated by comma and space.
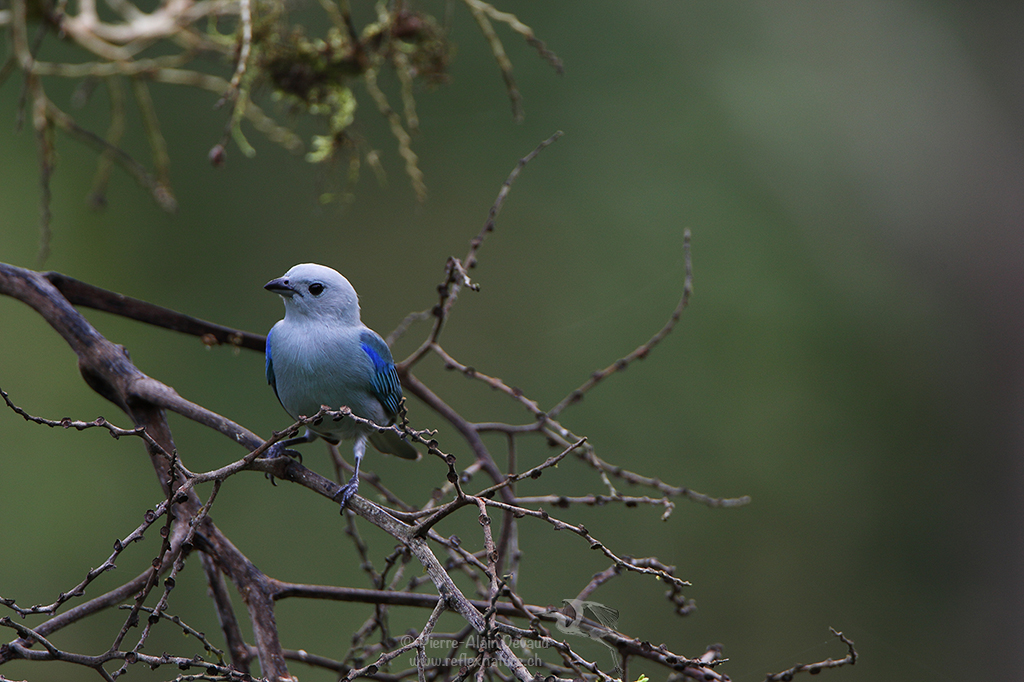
0, 137, 851, 682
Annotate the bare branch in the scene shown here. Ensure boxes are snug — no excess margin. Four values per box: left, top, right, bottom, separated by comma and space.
462, 0, 523, 121
0, 500, 170, 617
399, 131, 563, 368
43, 270, 266, 351
549, 229, 693, 419
763, 628, 857, 681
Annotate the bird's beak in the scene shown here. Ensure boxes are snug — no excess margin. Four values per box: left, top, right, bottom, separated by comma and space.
264, 277, 297, 297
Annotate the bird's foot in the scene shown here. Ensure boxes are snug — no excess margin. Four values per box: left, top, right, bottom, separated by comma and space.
263, 441, 304, 486
265, 441, 303, 463
335, 476, 360, 513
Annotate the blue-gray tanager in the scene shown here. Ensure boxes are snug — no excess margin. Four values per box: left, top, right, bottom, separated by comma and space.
264, 263, 418, 510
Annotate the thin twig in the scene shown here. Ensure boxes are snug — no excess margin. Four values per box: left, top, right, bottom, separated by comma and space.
461, 0, 563, 75
0, 501, 170, 617
221, 0, 251, 102
44, 98, 177, 213
88, 75, 126, 208
399, 131, 562, 368
462, 0, 522, 121
130, 76, 175, 211
549, 229, 693, 418
364, 65, 426, 201
763, 628, 857, 681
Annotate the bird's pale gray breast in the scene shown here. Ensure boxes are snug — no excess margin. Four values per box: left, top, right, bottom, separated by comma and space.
270, 319, 386, 440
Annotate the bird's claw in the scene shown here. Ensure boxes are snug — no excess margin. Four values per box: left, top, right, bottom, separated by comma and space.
335, 478, 359, 513
263, 441, 305, 486
265, 441, 303, 463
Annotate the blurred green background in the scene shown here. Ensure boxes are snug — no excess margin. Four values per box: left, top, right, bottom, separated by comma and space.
2, 1, 1022, 681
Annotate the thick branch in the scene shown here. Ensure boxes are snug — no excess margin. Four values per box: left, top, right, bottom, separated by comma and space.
0, 263, 291, 681
44, 271, 266, 351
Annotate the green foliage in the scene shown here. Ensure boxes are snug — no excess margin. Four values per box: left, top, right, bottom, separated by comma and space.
2, 0, 558, 258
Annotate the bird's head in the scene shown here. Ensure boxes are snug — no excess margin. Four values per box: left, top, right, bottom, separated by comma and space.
265, 263, 360, 325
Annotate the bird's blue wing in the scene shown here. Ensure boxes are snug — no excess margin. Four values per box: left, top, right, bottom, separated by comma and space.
266, 327, 280, 402
359, 330, 402, 418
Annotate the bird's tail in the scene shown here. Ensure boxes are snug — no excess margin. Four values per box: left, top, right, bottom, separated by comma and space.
369, 430, 420, 460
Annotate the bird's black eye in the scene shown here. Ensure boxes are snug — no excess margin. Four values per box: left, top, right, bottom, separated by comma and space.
308, 282, 325, 296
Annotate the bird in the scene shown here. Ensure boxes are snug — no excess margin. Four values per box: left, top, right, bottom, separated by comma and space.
546, 599, 622, 675
264, 263, 418, 511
